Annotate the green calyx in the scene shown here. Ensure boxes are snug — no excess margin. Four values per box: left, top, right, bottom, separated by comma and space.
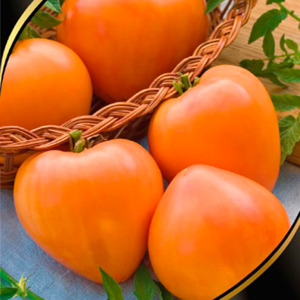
69, 131, 104, 153
69, 130, 86, 153
173, 74, 200, 95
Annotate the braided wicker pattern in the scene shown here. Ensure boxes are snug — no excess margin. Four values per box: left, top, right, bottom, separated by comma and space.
0, 0, 254, 188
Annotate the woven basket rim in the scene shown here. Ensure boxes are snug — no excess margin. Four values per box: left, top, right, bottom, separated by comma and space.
0, 0, 255, 188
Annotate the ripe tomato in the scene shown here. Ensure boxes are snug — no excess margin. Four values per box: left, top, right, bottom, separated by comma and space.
148, 65, 280, 191
14, 139, 163, 282
57, 0, 209, 103
0, 152, 33, 168
0, 143, 70, 169
0, 39, 92, 129
148, 165, 290, 300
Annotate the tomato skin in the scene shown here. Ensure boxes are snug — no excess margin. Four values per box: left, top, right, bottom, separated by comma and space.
148, 65, 280, 191
148, 165, 290, 300
57, 0, 209, 103
0, 39, 92, 129
14, 139, 163, 282
0, 144, 70, 167
0, 152, 33, 167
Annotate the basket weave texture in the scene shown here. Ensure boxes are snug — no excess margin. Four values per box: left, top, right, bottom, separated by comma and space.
0, 0, 254, 188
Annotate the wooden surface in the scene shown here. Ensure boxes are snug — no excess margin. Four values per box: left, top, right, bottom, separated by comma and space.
215, 0, 300, 165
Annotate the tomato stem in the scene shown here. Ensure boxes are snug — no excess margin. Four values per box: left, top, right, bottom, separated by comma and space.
193, 77, 200, 87
69, 130, 86, 153
180, 74, 192, 90
74, 139, 86, 153
173, 80, 184, 95
173, 74, 200, 95
69, 131, 104, 153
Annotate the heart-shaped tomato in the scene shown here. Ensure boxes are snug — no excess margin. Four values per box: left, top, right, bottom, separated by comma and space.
148, 65, 280, 191
148, 165, 290, 300
0, 39, 92, 130
14, 139, 163, 282
56, 0, 208, 103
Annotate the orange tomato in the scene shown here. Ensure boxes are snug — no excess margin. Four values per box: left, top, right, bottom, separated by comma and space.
0, 143, 70, 167
57, 0, 209, 103
14, 139, 163, 282
0, 39, 92, 129
148, 165, 290, 300
148, 65, 280, 191
0, 152, 34, 168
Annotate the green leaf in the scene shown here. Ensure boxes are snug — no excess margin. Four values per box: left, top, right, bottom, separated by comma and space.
0, 287, 18, 300
267, 61, 294, 73
239, 59, 264, 74
271, 94, 300, 111
266, 0, 284, 4
280, 34, 288, 54
0, 269, 16, 287
275, 68, 300, 82
155, 282, 174, 300
133, 263, 156, 300
154, 284, 163, 300
268, 60, 294, 70
249, 9, 287, 43
99, 268, 124, 300
0, 269, 44, 300
27, 291, 45, 300
285, 39, 299, 53
263, 30, 275, 58
264, 61, 295, 83
31, 11, 63, 29
18, 25, 40, 40
292, 53, 300, 64
279, 114, 300, 164
44, 0, 62, 13
205, 0, 225, 14
243, 60, 295, 87
260, 73, 287, 87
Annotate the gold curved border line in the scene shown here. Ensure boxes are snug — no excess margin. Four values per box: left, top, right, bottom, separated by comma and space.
0, 1, 299, 299
0, 0, 45, 91
217, 213, 300, 300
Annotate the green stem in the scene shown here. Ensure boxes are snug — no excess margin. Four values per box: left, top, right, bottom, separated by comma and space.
74, 139, 86, 153
193, 77, 200, 86
278, 3, 300, 23
69, 131, 104, 152
173, 80, 184, 95
69, 130, 87, 153
263, 52, 297, 61
27, 290, 45, 300
173, 74, 200, 95
180, 74, 192, 90
0, 268, 17, 286
0, 268, 44, 300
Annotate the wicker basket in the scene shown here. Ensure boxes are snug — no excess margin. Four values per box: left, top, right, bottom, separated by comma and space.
0, 0, 255, 188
